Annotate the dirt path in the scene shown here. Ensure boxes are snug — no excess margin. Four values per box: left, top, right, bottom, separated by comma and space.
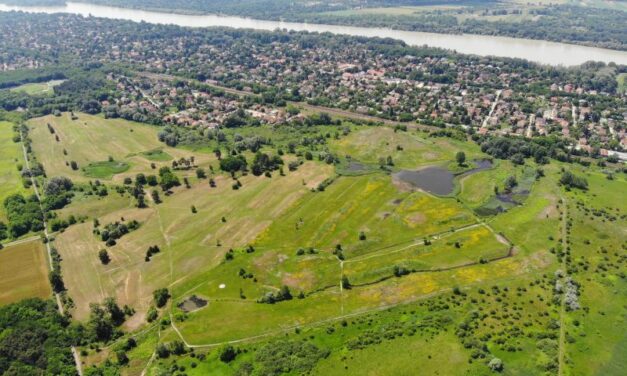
0, 235, 40, 248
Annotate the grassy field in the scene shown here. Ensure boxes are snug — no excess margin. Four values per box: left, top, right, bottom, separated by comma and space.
458, 159, 517, 208
9, 79, 64, 96
28, 113, 214, 183
0, 120, 30, 222
32, 118, 624, 375
329, 127, 482, 170
0, 240, 51, 305
559, 168, 626, 375
54, 160, 333, 326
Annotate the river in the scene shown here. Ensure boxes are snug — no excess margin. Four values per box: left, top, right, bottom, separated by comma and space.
1, 1, 626, 66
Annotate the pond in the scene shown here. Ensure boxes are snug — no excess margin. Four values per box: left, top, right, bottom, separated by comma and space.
394, 159, 493, 196
177, 295, 208, 313
394, 166, 455, 196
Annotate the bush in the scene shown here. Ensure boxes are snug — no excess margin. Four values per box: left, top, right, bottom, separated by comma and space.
219, 345, 237, 363
559, 171, 588, 190
98, 249, 110, 265
488, 357, 504, 372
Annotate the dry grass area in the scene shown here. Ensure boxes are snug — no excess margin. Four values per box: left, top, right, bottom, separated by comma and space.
28, 112, 213, 183
55, 162, 333, 329
0, 240, 51, 305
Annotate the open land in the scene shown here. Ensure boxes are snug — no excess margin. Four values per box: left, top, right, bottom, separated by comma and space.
0, 239, 51, 305
18, 110, 620, 376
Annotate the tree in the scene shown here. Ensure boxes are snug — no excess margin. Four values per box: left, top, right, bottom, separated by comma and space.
151, 189, 161, 204
169, 341, 186, 355
116, 350, 129, 365
44, 176, 73, 195
220, 155, 247, 173
88, 303, 114, 342
136, 194, 146, 208
153, 288, 170, 308
135, 173, 147, 185
49, 270, 65, 292
146, 306, 158, 322
341, 275, 351, 289
219, 345, 237, 363
196, 168, 206, 179
504, 176, 517, 193
98, 249, 110, 265
158, 167, 180, 191
559, 171, 588, 190
279, 285, 292, 300
456, 151, 466, 166
155, 343, 170, 358
488, 357, 504, 372
103, 297, 125, 326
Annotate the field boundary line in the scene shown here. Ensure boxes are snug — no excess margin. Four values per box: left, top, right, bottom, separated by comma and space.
20, 129, 83, 376
0, 235, 40, 248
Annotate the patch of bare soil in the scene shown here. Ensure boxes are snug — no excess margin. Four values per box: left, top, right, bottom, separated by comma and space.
406, 212, 426, 225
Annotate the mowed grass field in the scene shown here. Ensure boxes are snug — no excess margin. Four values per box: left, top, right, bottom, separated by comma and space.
0, 120, 30, 222
28, 113, 213, 183
0, 240, 51, 305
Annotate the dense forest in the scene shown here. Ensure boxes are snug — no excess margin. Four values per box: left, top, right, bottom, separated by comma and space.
0, 299, 78, 375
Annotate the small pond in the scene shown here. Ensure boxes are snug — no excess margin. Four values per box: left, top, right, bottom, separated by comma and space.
394, 159, 493, 196
394, 166, 455, 195
178, 295, 208, 312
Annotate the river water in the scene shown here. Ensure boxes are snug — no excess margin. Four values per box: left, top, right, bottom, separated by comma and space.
1, 1, 626, 66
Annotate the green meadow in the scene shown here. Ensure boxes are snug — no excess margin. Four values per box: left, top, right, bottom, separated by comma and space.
23, 113, 623, 375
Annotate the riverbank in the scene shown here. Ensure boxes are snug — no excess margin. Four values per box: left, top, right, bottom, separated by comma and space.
1, 1, 626, 66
